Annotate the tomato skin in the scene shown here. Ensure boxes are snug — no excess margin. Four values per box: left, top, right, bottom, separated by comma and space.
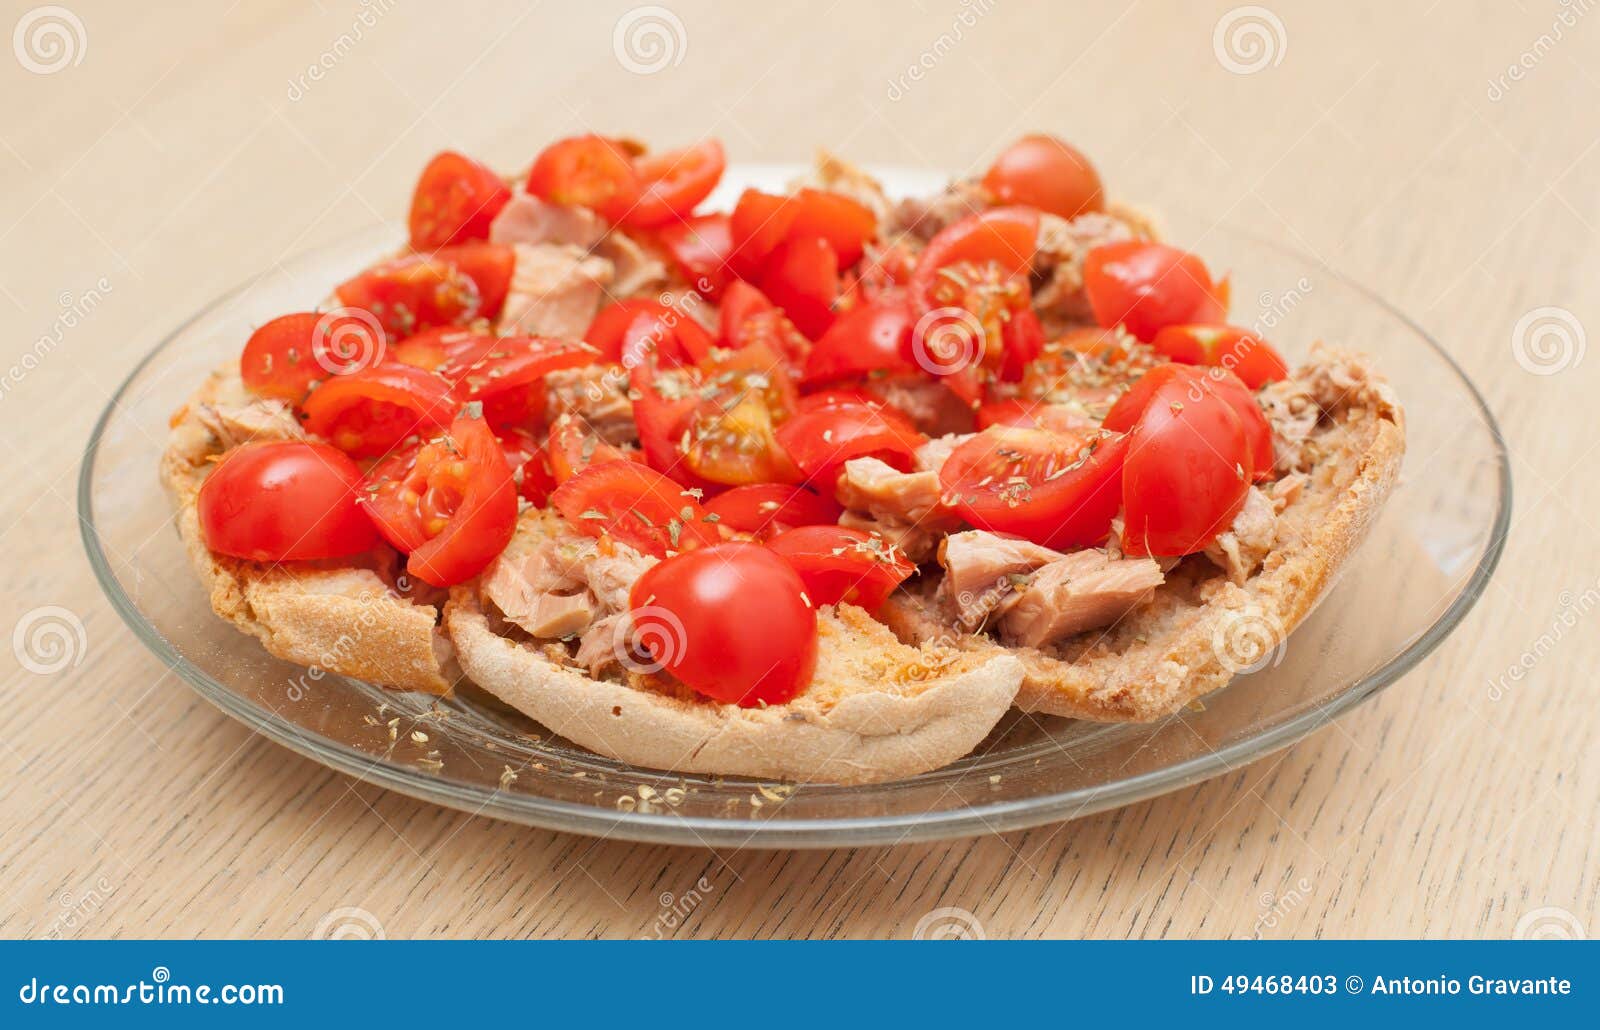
1107, 363, 1273, 482
586, 299, 676, 361
787, 188, 878, 267
1149, 324, 1288, 388
547, 413, 636, 482
624, 139, 726, 229
702, 483, 842, 540
729, 189, 799, 277
447, 335, 601, 431
240, 311, 384, 403
939, 426, 1128, 550
525, 134, 640, 224
198, 442, 378, 562
999, 305, 1046, 382
628, 543, 817, 706
408, 151, 512, 250
1082, 242, 1226, 342
494, 428, 558, 505
718, 280, 776, 343
551, 460, 720, 558
802, 297, 919, 385
760, 235, 841, 340
775, 401, 926, 489
618, 306, 717, 370
657, 212, 734, 298
910, 206, 1040, 310
301, 363, 458, 457
766, 525, 915, 612
388, 326, 498, 379
335, 243, 515, 338
982, 134, 1104, 219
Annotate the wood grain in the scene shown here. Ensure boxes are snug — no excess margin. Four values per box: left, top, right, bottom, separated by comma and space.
1, 0, 1595, 939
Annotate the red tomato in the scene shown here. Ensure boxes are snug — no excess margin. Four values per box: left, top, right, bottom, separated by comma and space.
729, 189, 799, 277
719, 281, 809, 369
760, 235, 841, 339
766, 525, 914, 612
446, 335, 601, 431
802, 297, 919, 385
301, 363, 458, 457
617, 305, 717, 370
628, 542, 817, 706
974, 398, 1097, 434
1000, 305, 1046, 382
1149, 324, 1289, 388
335, 243, 515, 339
197, 441, 378, 562
359, 414, 517, 586
657, 212, 734, 298
240, 311, 385, 403
702, 483, 842, 540
547, 413, 636, 482
408, 151, 512, 250
840, 241, 916, 309
586, 299, 674, 360
678, 344, 801, 486
718, 280, 776, 343
525, 134, 640, 224
389, 326, 498, 380
1106, 363, 1273, 482
787, 188, 878, 267
629, 363, 704, 486
909, 206, 1040, 310
776, 401, 926, 489
494, 427, 558, 505
1082, 242, 1228, 342
624, 139, 726, 228
1109, 364, 1252, 555
551, 461, 720, 558
939, 426, 1128, 550
981, 134, 1104, 219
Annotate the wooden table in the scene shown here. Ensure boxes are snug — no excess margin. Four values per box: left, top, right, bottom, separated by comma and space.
2, 0, 1594, 939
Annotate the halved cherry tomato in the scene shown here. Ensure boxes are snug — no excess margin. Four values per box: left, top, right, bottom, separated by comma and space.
1083, 242, 1228, 342
729, 189, 799, 277
718, 281, 809, 369
678, 344, 800, 486
624, 139, 725, 229
796, 387, 881, 413
547, 413, 636, 482
839, 241, 916, 308
617, 305, 717, 370
240, 311, 384, 403
408, 151, 512, 250
1106, 363, 1273, 482
301, 363, 458, 457
494, 427, 558, 505
525, 134, 640, 224
718, 280, 776, 343
587, 299, 675, 361
657, 212, 734, 298
1000, 305, 1046, 382
198, 441, 378, 562
766, 525, 914, 612
551, 461, 720, 558
446, 336, 601, 431
1150, 324, 1289, 388
335, 243, 515, 339
775, 401, 926, 489
974, 397, 1097, 434
1108, 364, 1252, 555
802, 297, 919, 385
940, 426, 1128, 550
389, 326, 498, 381
981, 134, 1104, 220
628, 542, 817, 706
787, 188, 877, 267
909, 206, 1040, 311
702, 483, 842, 540
629, 362, 705, 487
760, 235, 841, 340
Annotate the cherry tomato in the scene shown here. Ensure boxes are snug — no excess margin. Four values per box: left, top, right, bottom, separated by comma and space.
1000, 305, 1046, 382
766, 525, 914, 612
494, 427, 558, 505
551, 460, 720, 558
624, 139, 726, 229
1149, 324, 1289, 388
628, 542, 817, 706
678, 344, 801, 486
702, 483, 842, 540
776, 401, 926, 489
408, 151, 512, 250
802, 297, 919, 385
787, 188, 877, 267
301, 363, 458, 457
981, 134, 1104, 219
1082, 241, 1229, 342
446, 335, 601, 431
657, 212, 734, 298
389, 326, 498, 380
198, 441, 378, 562
729, 188, 799, 278
760, 235, 841, 339
240, 311, 384, 403
718, 280, 776, 343
974, 397, 1097, 434
629, 363, 705, 487
719, 281, 809, 369
547, 413, 636, 482
525, 134, 640, 225
587, 299, 675, 360
617, 305, 717, 370
1106, 363, 1273, 482
939, 426, 1128, 550
335, 243, 515, 339
909, 206, 1040, 310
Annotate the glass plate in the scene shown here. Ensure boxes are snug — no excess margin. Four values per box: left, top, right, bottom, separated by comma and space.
80, 166, 1510, 847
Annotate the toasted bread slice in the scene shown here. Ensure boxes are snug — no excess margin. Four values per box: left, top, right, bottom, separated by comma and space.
162, 366, 454, 693
881, 348, 1405, 722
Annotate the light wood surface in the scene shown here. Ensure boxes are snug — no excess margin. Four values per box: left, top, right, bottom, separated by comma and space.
1, 0, 1595, 939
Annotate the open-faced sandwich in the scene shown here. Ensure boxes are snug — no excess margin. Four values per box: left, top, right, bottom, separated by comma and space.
162, 132, 1403, 784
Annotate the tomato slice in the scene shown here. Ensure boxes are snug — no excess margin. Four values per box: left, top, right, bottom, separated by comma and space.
389, 326, 498, 380
1149, 324, 1289, 388
909, 206, 1040, 310
766, 525, 914, 612
240, 311, 385, 403
494, 427, 558, 505
587, 299, 675, 361
301, 363, 458, 457
525, 134, 640, 224
408, 151, 512, 250
981, 134, 1104, 220
939, 426, 1128, 550
551, 461, 720, 558
974, 397, 1097, 434
547, 412, 637, 483
679, 343, 801, 486
628, 543, 817, 706
1082, 242, 1228, 342
445, 335, 600, 431
775, 401, 926, 489
729, 188, 799, 278
702, 483, 842, 540
802, 296, 919, 385
335, 243, 515, 339
787, 188, 877, 267
1106, 363, 1273, 482
617, 306, 717, 370
760, 235, 841, 339
719, 280, 809, 369
1000, 304, 1045, 382
657, 212, 734, 298
198, 441, 378, 562
624, 139, 726, 229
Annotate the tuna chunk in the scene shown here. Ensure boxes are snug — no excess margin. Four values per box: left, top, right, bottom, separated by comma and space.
545, 364, 637, 444
1031, 211, 1139, 323
596, 230, 669, 298
1258, 377, 1319, 474
480, 516, 656, 647
938, 530, 1065, 630
999, 550, 1164, 648
865, 376, 976, 436
195, 399, 304, 450
1203, 486, 1277, 585
889, 180, 990, 242
837, 457, 947, 524
490, 194, 607, 250
498, 243, 613, 339
915, 432, 974, 474
838, 510, 938, 565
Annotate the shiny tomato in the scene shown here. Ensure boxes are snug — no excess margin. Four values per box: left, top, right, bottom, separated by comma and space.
359, 414, 517, 586
1106, 363, 1273, 481
446, 335, 600, 431
974, 397, 1097, 434
802, 297, 919, 385
940, 426, 1128, 549
198, 441, 378, 562
766, 525, 914, 612
494, 427, 558, 505
628, 542, 817, 706
775, 401, 925, 489
981, 134, 1104, 219
624, 139, 726, 228
525, 134, 640, 224
408, 151, 512, 250
718, 281, 809, 369
389, 326, 498, 380
587, 299, 674, 360
702, 483, 841, 540
909, 206, 1040, 310
729, 189, 798, 277
551, 460, 720, 558
657, 212, 734, 298
547, 413, 636, 482
617, 305, 717, 370
678, 344, 800, 486
787, 188, 877, 267
760, 235, 841, 339
629, 363, 704, 486
1149, 324, 1288, 388
1082, 241, 1228, 342
1000, 305, 1046, 381
301, 363, 458, 457
335, 243, 515, 339
240, 311, 384, 403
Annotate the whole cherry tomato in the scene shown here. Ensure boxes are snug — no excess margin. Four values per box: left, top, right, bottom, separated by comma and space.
198, 441, 378, 562
981, 134, 1104, 219
408, 150, 512, 250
